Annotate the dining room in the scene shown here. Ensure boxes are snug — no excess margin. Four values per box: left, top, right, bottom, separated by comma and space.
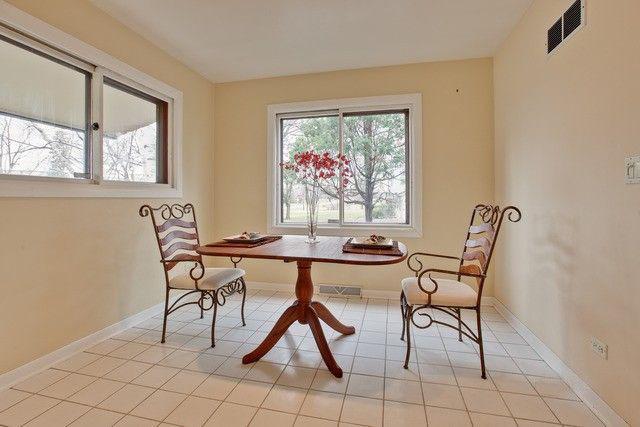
0, 1, 637, 426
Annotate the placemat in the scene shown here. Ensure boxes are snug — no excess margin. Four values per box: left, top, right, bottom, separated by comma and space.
342, 238, 404, 256
205, 235, 282, 248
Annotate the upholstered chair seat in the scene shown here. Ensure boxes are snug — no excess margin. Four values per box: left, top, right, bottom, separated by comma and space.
169, 267, 245, 290
401, 277, 477, 307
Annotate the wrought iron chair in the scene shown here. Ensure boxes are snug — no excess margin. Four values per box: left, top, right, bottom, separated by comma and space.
139, 203, 247, 347
400, 204, 521, 378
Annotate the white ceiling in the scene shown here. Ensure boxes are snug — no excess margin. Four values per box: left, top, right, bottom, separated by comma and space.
92, 0, 532, 83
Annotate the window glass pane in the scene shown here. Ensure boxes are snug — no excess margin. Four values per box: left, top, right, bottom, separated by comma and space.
0, 37, 88, 178
103, 79, 165, 183
343, 111, 408, 224
280, 114, 339, 224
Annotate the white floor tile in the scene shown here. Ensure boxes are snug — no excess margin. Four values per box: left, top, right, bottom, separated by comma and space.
226, 379, 272, 406
340, 395, 383, 426
0, 395, 60, 426
299, 390, 344, 421
0, 388, 31, 412
130, 389, 186, 421
544, 398, 604, 426
67, 378, 124, 406
13, 370, 69, 394
193, 374, 240, 400
422, 383, 466, 410
1, 297, 607, 427
383, 400, 427, 427
346, 373, 384, 399
250, 408, 296, 426
460, 387, 509, 416
501, 392, 558, 422
204, 402, 257, 427
261, 384, 307, 413
164, 395, 220, 427
68, 408, 124, 426
426, 406, 472, 427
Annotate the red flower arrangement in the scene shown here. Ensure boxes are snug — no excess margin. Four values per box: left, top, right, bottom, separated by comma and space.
280, 150, 351, 243
281, 150, 351, 187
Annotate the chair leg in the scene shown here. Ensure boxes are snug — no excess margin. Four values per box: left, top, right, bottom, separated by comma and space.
211, 292, 218, 348
403, 305, 412, 369
457, 308, 463, 342
240, 278, 247, 327
400, 292, 406, 341
476, 307, 486, 379
161, 288, 170, 344
200, 292, 204, 319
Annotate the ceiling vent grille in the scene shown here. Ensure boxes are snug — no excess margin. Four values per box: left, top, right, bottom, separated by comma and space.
547, 0, 585, 54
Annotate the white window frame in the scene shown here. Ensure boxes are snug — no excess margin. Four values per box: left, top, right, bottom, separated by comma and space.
267, 93, 422, 238
0, 0, 183, 198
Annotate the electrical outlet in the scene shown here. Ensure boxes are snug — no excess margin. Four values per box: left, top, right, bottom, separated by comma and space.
591, 337, 608, 359
626, 155, 640, 184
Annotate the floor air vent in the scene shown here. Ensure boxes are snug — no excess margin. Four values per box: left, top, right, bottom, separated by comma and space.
318, 284, 362, 298
547, 0, 585, 54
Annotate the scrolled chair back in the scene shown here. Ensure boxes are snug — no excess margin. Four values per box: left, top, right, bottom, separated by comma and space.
139, 203, 205, 281
406, 203, 521, 302
458, 204, 522, 286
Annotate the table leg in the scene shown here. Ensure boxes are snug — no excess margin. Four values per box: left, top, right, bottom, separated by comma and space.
242, 260, 355, 378
310, 301, 356, 335
241, 303, 299, 364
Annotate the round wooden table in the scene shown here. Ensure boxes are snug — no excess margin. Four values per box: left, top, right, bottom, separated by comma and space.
197, 235, 407, 377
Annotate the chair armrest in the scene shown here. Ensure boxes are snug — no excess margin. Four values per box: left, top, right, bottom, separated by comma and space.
415, 268, 486, 295
407, 252, 461, 274
161, 256, 206, 288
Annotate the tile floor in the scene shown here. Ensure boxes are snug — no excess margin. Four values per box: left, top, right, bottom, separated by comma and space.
0, 289, 606, 426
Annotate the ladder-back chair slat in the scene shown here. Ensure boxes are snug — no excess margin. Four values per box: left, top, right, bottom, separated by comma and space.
462, 250, 487, 269
156, 218, 197, 234
163, 241, 199, 260
159, 230, 199, 247
468, 222, 494, 235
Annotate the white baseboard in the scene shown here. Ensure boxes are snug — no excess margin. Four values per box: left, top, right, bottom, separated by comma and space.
492, 298, 628, 427
0, 292, 186, 391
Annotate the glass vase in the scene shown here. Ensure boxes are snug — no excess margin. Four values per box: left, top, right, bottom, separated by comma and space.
304, 182, 320, 244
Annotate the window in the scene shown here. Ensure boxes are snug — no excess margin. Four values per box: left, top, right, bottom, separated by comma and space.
0, 12, 182, 198
102, 78, 167, 183
268, 94, 422, 237
0, 34, 90, 179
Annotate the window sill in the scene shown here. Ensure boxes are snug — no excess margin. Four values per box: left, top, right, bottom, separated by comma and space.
268, 223, 422, 238
0, 177, 182, 198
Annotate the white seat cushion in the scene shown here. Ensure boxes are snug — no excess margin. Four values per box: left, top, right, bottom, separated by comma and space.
169, 267, 245, 291
401, 276, 477, 307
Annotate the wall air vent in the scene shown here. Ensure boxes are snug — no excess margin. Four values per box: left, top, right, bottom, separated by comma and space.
547, 18, 563, 54
563, 0, 583, 38
547, 0, 585, 54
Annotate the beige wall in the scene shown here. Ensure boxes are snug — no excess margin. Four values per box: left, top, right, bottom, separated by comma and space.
213, 59, 495, 293
0, 0, 215, 374
494, 1, 640, 424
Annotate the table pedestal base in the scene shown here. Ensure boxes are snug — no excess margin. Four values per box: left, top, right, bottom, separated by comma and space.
242, 260, 355, 377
